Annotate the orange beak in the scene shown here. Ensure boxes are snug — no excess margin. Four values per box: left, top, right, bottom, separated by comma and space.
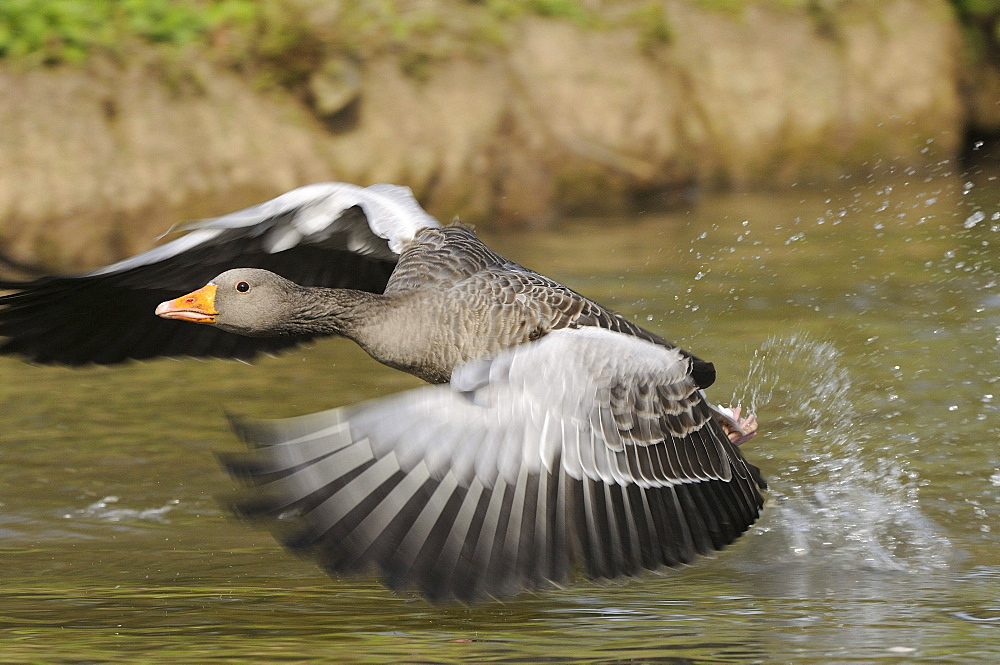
155, 284, 219, 323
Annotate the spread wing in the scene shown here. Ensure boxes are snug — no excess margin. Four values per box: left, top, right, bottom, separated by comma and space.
221, 328, 766, 601
0, 183, 438, 365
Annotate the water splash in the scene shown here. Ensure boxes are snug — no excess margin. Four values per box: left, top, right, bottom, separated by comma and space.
63, 496, 178, 523
734, 333, 951, 573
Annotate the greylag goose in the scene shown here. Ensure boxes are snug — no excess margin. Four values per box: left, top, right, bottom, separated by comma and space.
0, 182, 765, 601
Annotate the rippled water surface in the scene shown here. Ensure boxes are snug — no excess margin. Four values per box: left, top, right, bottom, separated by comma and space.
2, 158, 999, 662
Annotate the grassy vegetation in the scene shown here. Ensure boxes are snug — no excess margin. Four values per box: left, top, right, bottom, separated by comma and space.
1, 0, 996, 71
0, 0, 593, 67
0, 0, 256, 65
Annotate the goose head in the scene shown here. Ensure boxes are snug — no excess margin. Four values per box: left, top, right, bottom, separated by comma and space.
155, 268, 302, 337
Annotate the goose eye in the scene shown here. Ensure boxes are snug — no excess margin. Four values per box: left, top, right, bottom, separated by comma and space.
236, 281, 250, 293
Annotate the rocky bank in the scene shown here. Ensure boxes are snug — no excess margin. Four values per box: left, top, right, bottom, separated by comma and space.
0, 0, 983, 270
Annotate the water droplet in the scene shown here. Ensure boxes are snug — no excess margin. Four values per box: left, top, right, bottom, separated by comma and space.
965, 211, 986, 229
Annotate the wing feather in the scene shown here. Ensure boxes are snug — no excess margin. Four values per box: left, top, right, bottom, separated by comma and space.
0, 183, 437, 364
222, 327, 765, 600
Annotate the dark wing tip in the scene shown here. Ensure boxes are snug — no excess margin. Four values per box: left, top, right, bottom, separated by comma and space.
1, 236, 397, 367
215, 449, 268, 482
748, 460, 767, 490
215, 385, 766, 602
691, 359, 716, 389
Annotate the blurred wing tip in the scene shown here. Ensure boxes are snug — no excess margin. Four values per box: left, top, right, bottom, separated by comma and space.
214, 491, 262, 521
223, 410, 247, 429
214, 449, 259, 480
224, 412, 268, 447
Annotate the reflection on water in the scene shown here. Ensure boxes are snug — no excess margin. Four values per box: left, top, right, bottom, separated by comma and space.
1, 156, 999, 661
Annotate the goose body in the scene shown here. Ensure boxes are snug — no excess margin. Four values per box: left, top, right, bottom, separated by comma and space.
0, 182, 765, 601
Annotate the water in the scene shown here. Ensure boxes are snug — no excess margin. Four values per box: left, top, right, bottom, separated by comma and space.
1, 158, 998, 662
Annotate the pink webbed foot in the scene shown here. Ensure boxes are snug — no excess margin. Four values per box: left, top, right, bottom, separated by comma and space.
718, 406, 758, 445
